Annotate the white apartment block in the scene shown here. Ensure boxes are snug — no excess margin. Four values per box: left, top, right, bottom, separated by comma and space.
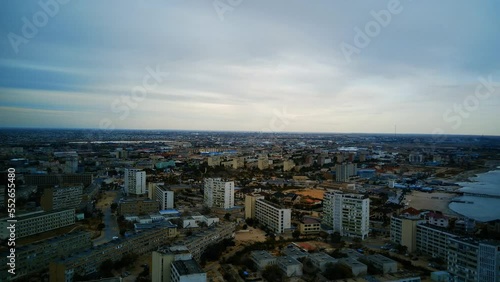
254, 199, 291, 234
125, 168, 146, 195
447, 237, 479, 282
416, 224, 457, 261
203, 178, 234, 209
478, 241, 500, 282
322, 190, 370, 239
0, 209, 75, 239
155, 184, 174, 210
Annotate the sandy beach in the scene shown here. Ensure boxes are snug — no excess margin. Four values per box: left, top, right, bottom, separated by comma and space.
404, 191, 459, 216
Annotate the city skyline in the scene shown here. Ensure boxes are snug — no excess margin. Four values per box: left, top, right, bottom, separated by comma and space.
1, 1, 500, 135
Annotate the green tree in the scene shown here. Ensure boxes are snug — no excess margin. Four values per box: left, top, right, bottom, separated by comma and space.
292, 230, 301, 239
262, 265, 284, 282
99, 259, 114, 277
323, 263, 353, 280
224, 213, 231, 221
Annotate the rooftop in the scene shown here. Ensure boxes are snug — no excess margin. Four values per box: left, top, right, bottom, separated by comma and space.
172, 259, 205, 275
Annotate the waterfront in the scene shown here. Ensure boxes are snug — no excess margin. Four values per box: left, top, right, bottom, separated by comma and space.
449, 167, 500, 222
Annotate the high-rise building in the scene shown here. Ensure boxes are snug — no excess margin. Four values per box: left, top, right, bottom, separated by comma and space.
447, 237, 479, 282
40, 184, 83, 211
322, 190, 370, 239
156, 184, 174, 210
254, 199, 291, 234
258, 156, 269, 170
152, 245, 195, 282
244, 194, 265, 219
416, 224, 457, 261
125, 168, 146, 196
478, 241, 500, 282
283, 160, 295, 172
390, 209, 426, 253
335, 163, 358, 182
203, 178, 234, 209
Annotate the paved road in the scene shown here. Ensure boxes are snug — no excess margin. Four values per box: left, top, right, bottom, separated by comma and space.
93, 190, 121, 245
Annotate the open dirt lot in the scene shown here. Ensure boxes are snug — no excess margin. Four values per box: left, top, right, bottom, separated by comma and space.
235, 227, 267, 243
290, 188, 325, 200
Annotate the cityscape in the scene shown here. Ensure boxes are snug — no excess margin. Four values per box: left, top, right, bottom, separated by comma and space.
1, 1, 500, 282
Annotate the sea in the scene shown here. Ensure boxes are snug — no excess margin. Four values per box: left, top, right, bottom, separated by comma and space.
448, 167, 500, 222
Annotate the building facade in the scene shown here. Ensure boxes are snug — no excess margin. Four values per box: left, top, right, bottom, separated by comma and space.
254, 199, 291, 234
156, 184, 175, 210
118, 199, 159, 216
335, 163, 358, 182
0, 231, 92, 281
124, 168, 146, 195
41, 184, 83, 211
0, 209, 75, 239
244, 194, 265, 219
416, 224, 457, 261
322, 190, 370, 239
203, 178, 234, 209
390, 216, 426, 253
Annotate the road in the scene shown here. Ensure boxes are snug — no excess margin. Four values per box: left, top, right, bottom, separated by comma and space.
93, 190, 121, 245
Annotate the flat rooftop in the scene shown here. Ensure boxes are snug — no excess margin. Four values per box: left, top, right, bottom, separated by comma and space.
172, 259, 205, 275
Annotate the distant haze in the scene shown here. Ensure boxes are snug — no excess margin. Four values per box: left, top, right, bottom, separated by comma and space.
1, 1, 499, 135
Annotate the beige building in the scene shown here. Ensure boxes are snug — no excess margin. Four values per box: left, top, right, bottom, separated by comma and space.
390, 214, 425, 253
258, 156, 269, 170
244, 194, 265, 219
118, 199, 159, 215
283, 159, 295, 172
299, 217, 321, 235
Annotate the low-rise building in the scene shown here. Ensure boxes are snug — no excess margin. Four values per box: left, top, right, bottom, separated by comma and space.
49, 225, 177, 281
0, 209, 75, 239
308, 252, 338, 272
250, 251, 277, 270
277, 256, 303, 277
299, 217, 321, 235
361, 254, 397, 274
176, 223, 236, 261
118, 198, 159, 216
339, 257, 367, 277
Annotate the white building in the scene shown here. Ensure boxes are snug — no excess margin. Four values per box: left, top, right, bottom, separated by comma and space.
125, 168, 146, 195
171, 259, 206, 282
250, 251, 277, 270
254, 199, 291, 234
478, 241, 500, 282
156, 184, 174, 210
322, 190, 370, 239
0, 209, 75, 239
152, 245, 199, 282
277, 256, 303, 277
416, 224, 457, 261
203, 178, 234, 209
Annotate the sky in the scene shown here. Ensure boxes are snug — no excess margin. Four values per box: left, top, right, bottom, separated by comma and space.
1, 0, 499, 135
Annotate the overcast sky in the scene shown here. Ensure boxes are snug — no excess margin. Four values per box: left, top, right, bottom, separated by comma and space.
1, 0, 499, 135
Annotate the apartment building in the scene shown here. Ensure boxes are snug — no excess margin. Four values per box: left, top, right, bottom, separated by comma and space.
156, 184, 175, 210
24, 173, 93, 187
447, 237, 479, 282
175, 223, 236, 261
244, 194, 265, 219
41, 184, 83, 211
124, 168, 146, 195
335, 163, 357, 182
152, 245, 206, 282
0, 209, 75, 239
416, 224, 457, 261
171, 259, 207, 282
0, 231, 91, 281
49, 225, 177, 281
203, 178, 234, 209
390, 213, 426, 253
118, 198, 159, 216
322, 190, 370, 239
254, 199, 291, 234
446, 238, 500, 282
